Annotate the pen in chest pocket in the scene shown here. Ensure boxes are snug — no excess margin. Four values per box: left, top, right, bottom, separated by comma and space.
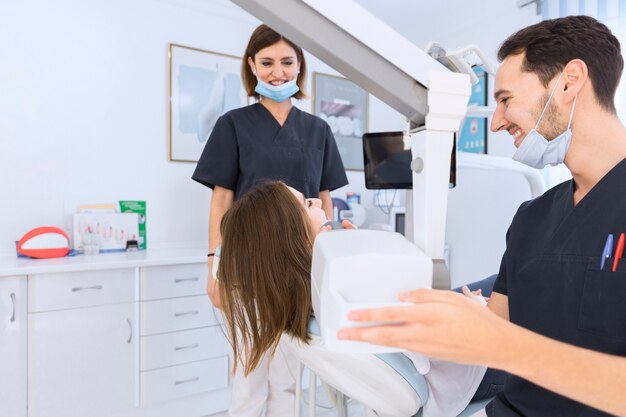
612, 233, 625, 272
601, 234, 614, 270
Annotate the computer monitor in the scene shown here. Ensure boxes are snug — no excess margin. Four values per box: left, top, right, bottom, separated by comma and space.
363, 131, 412, 189
363, 131, 458, 189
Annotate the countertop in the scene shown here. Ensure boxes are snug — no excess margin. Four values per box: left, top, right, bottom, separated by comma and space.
0, 247, 208, 277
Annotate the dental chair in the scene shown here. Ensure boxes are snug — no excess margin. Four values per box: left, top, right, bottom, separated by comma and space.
286, 322, 424, 417
287, 229, 494, 417
284, 320, 493, 417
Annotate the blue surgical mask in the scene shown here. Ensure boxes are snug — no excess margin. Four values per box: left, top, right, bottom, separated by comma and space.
512, 72, 577, 169
255, 78, 299, 102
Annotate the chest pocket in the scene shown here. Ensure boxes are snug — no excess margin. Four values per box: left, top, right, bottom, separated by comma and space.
579, 257, 626, 342
510, 253, 626, 347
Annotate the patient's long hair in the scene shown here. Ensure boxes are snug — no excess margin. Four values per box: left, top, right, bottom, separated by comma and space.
218, 181, 314, 375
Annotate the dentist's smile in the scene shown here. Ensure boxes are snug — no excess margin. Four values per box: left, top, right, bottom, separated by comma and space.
509, 127, 525, 148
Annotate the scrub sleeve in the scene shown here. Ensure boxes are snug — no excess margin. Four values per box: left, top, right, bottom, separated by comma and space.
192, 114, 239, 192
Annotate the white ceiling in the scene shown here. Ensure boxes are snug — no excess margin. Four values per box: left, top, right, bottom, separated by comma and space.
353, 0, 540, 63
354, 0, 537, 47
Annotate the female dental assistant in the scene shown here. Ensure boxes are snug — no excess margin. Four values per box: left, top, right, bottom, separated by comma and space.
192, 24, 348, 417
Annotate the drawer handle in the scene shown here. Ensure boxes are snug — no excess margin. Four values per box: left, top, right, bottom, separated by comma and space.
174, 277, 200, 283
174, 343, 200, 352
10, 293, 16, 323
71, 285, 103, 292
175, 376, 199, 385
175, 310, 199, 318
126, 318, 133, 344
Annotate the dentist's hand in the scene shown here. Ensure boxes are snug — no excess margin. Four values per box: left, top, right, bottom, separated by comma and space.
337, 288, 515, 368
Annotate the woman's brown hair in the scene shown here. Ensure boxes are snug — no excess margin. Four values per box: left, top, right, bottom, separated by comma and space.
218, 181, 313, 375
241, 24, 307, 100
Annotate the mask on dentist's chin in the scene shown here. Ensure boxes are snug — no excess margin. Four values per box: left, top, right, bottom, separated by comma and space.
512, 72, 577, 169
255, 78, 299, 102
512, 123, 574, 169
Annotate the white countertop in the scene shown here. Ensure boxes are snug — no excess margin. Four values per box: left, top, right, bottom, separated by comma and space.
0, 247, 208, 277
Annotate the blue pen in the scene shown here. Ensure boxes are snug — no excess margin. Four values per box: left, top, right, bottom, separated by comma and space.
600, 234, 614, 270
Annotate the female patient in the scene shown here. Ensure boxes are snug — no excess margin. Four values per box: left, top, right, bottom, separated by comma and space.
216, 180, 328, 376
215, 181, 496, 416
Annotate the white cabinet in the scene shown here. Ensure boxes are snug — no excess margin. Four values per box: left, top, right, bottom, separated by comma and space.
139, 263, 228, 412
141, 326, 226, 370
28, 269, 138, 417
141, 358, 228, 407
28, 268, 135, 312
0, 276, 27, 417
0, 249, 231, 417
140, 295, 218, 335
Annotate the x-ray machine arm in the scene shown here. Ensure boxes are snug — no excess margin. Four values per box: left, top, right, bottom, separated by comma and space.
231, 0, 473, 288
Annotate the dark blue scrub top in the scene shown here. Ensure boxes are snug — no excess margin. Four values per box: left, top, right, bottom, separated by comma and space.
192, 103, 348, 200
488, 159, 626, 417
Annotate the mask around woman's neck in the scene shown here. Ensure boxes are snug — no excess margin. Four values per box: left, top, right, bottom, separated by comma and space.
512, 72, 577, 169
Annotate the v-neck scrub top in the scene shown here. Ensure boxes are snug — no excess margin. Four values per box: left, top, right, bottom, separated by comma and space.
192, 103, 348, 200
487, 159, 626, 417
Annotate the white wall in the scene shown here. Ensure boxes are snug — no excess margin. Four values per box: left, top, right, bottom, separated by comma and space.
0, 0, 260, 255
0, 0, 542, 256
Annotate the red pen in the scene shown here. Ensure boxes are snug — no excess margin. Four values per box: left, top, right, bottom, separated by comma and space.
612, 233, 625, 272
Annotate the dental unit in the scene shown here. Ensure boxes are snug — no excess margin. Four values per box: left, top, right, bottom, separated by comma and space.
230, 0, 495, 415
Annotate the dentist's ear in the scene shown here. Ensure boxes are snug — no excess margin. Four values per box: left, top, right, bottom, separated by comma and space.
562, 59, 588, 97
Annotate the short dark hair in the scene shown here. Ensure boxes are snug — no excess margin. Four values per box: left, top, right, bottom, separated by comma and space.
497, 15, 623, 113
241, 24, 307, 100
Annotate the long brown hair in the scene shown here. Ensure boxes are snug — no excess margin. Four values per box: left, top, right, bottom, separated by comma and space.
241, 24, 307, 100
218, 181, 314, 375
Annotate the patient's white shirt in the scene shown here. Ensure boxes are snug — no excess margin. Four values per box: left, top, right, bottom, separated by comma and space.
424, 358, 486, 417
403, 352, 486, 417
403, 287, 488, 417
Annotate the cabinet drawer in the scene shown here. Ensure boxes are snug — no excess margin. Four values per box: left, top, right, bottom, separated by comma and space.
140, 357, 228, 407
29, 269, 135, 312
141, 326, 227, 371
140, 295, 219, 335
141, 264, 208, 301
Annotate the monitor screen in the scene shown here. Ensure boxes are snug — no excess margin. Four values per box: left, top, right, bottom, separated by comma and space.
363, 131, 412, 189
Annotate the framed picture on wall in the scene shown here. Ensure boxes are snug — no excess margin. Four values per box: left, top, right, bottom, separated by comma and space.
312, 72, 368, 170
457, 67, 488, 154
168, 44, 247, 162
